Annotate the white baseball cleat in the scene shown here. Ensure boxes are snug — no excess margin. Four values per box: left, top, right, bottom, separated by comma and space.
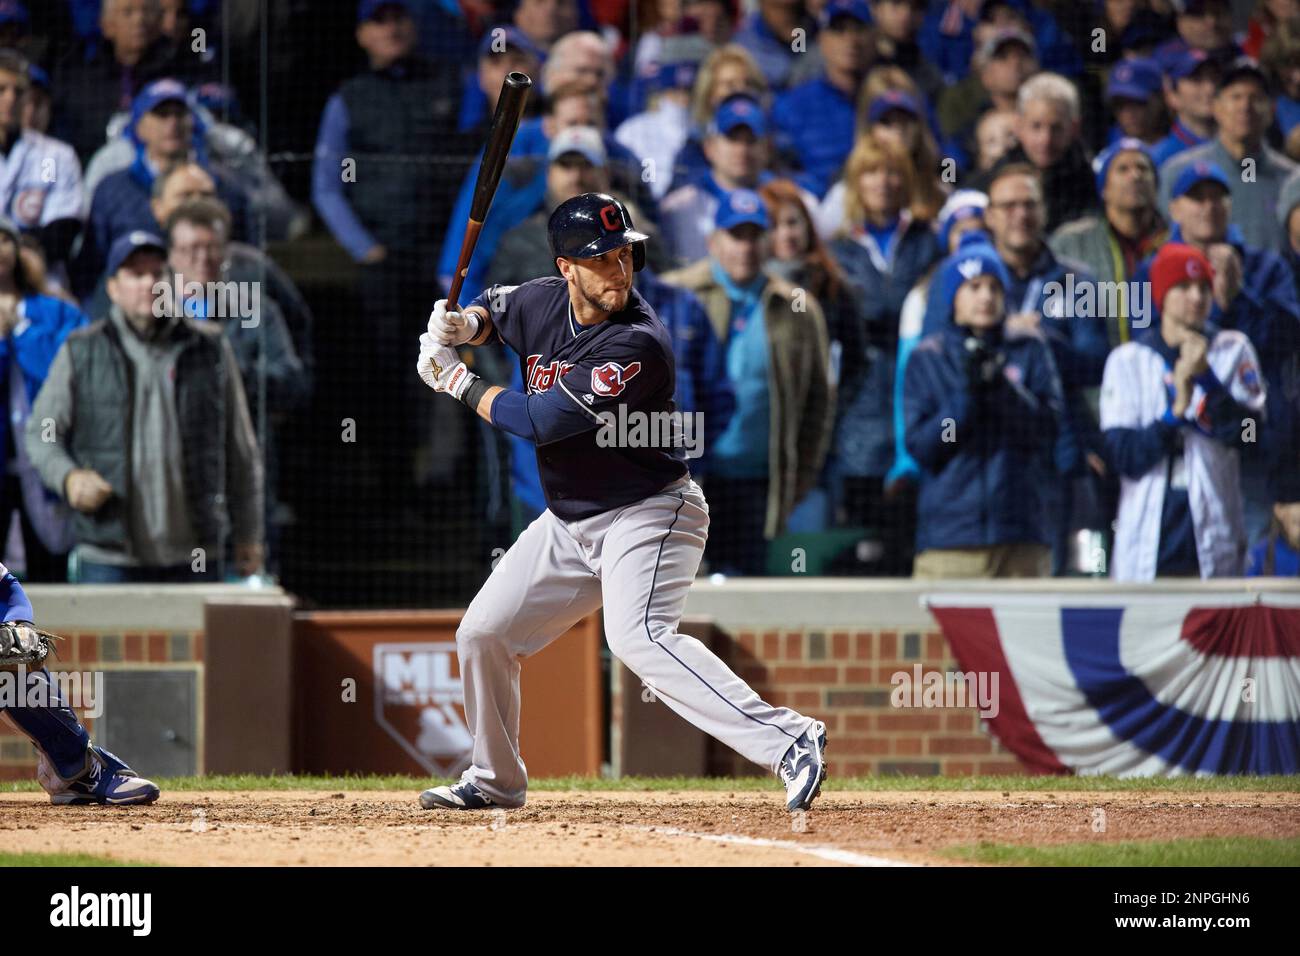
419, 779, 499, 810
778, 719, 828, 812
49, 747, 160, 806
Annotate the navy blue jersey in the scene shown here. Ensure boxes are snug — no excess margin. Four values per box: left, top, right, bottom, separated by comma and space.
470, 277, 689, 519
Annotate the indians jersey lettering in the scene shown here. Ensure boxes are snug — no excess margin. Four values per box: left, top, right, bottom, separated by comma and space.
469, 277, 687, 518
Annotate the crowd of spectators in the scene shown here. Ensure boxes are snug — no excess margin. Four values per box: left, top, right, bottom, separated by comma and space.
0, 0, 1297, 589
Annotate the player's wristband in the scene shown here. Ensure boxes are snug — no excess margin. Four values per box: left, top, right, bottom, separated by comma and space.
459, 375, 491, 411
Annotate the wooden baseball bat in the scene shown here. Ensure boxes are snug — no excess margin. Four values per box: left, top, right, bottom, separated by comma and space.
445, 71, 533, 310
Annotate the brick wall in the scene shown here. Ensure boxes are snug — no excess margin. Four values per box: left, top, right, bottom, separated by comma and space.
714, 626, 1026, 778
0, 629, 203, 782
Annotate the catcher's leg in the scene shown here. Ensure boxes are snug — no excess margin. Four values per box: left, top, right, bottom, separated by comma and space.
2, 667, 91, 781
1, 668, 159, 805
426, 509, 601, 809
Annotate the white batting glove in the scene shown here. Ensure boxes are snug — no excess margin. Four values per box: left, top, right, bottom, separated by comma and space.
428, 298, 478, 346
416, 333, 475, 400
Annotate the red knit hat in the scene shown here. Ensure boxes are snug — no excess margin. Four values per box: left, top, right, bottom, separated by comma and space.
1150, 243, 1214, 314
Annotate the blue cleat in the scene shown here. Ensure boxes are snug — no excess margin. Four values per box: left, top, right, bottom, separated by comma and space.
50, 747, 160, 806
419, 779, 499, 810
778, 719, 828, 812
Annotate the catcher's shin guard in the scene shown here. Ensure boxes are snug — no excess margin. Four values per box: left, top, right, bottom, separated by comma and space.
1, 666, 93, 783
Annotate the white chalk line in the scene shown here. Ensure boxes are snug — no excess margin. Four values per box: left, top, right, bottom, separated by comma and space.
36, 817, 920, 866
624, 824, 917, 867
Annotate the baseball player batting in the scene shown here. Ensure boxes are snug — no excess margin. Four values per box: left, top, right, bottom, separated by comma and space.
415, 192, 827, 812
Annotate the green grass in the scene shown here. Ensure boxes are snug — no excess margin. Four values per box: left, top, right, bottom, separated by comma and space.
941, 837, 1300, 867
0, 851, 157, 867
5, 773, 1298, 793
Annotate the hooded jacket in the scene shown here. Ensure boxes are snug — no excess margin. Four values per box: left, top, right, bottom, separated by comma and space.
904, 247, 1064, 552
923, 240, 1109, 475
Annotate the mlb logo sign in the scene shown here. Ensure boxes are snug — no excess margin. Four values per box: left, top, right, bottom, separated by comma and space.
372, 643, 472, 776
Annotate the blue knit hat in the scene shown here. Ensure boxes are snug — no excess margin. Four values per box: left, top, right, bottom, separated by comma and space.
1092, 137, 1156, 196
929, 232, 1011, 327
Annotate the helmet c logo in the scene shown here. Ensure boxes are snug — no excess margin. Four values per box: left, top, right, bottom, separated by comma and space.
599, 204, 621, 232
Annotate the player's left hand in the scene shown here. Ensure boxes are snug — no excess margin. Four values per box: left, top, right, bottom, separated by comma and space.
416, 333, 473, 399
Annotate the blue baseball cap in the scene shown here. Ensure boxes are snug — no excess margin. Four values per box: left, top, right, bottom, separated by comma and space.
0, 1, 28, 26
867, 90, 923, 125
1107, 57, 1162, 102
476, 25, 543, 62
714, 188, 769, 232
711, 93, 767, 137
131, 78, 190, 128
1166, 47, 1224, 82
819, 0, 873, 29
27, 64, 47, 91
357, 0, 412, 22
1092, 136, 1156, 195
1171, 160, 1231, 198
106, 231, 167, 276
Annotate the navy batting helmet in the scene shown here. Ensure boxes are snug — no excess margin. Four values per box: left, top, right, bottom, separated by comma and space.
547, 192, 649, 271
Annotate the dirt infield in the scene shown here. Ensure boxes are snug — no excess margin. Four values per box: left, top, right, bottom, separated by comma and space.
3, 788, 1297, 866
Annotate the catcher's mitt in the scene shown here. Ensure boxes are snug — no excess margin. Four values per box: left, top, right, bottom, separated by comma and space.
0, 621, 62, 671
